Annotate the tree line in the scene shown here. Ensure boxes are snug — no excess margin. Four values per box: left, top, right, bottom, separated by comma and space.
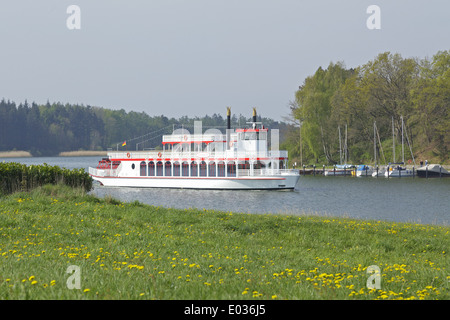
0, 100, 287, 156
283, 50, 449, 165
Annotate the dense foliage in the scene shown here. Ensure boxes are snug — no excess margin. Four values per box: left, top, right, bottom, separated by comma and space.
0, 101, 286, 156
0, 162, 92, 195
284, 50, 449, 165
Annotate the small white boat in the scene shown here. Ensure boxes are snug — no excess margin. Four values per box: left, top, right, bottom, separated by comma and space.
371, 166, 386, 177
384, 165, 414, 178
356, 165, 374, 177
324, 164, 353, 176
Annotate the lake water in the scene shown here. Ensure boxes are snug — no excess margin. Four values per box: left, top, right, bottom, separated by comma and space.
2, 156, 449, 226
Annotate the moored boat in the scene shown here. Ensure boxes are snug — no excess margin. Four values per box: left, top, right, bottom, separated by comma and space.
416, 164, 450, 178
384, 116, 416, 178
89, 108, 300, 190
384, 165, 415, 177
324, 164, 354, 176
355, 165, 374, 177
371, 166, 386, 177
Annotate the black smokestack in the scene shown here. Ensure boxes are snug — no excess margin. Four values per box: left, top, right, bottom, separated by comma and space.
226, 107, 231, 150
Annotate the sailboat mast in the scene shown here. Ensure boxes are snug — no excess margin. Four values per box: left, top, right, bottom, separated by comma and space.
345, 124, 348, 164
374, 121, 377, 166
338, 126, 342, 165
392, 117, 395, 163
401, 115, 404, 164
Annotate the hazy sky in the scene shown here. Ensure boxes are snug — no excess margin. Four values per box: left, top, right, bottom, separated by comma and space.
0, 0, 448, 121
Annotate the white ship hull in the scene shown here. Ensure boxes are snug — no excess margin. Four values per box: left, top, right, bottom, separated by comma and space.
91, 174, 299, 190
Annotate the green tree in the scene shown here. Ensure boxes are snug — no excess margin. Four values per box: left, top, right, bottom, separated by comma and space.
293, 62, 353, 164
410, 50, 450, 162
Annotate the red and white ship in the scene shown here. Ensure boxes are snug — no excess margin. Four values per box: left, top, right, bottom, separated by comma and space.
89, 108, 300, 190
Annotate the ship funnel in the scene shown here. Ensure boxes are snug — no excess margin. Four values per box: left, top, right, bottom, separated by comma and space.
226, 107, 231, 150
252, 108, 257, 129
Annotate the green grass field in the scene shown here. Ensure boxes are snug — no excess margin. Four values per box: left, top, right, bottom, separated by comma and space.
0, 184, 448, 300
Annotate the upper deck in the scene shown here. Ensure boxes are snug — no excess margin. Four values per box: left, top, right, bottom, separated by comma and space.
110, 125, 285, 161
106, 150, 288, 161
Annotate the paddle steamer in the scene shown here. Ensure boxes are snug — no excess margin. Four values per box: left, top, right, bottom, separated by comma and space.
89, 108, 300, 190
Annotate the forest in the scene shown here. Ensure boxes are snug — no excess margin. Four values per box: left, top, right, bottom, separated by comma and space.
1, 50, 448, 164
0, 100, 287, 156
282, 50, 449, 166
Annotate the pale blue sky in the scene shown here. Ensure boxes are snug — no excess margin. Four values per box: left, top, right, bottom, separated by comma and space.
0, 0, 448, 120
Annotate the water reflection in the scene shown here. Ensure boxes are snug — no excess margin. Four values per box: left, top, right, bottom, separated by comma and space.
92, 176, 450, 226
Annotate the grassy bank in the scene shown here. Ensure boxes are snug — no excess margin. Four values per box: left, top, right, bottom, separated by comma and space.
0, 185, 448, 300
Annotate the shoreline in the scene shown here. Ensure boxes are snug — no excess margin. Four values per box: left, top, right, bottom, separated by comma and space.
0, 151, 32, 158
58, 150, 108, 157
0, 151, 108, 158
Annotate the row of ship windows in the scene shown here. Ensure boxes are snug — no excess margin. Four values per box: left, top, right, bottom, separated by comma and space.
132, 161, 272, 177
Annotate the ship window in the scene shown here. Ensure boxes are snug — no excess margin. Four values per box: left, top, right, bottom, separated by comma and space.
227, 161, 236, 177
245, 132, 257, 140
182, 162, 189, 177
254, 161, 266, 170
199, 161, 207, 177
165, 161, 172, 176
238, 161, 250, 170
217, 161, 225, 177
173, 161, 180, 176
208, 162, 216, 177
156, 161, 163, 176
181, 161, 189, 177
191, 161, 198, 177
140, 161, 147, 176
131, 163, 135, 170
148, 161, 155, 176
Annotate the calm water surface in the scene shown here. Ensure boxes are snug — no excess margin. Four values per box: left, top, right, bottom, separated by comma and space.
2, 156, 449, 225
